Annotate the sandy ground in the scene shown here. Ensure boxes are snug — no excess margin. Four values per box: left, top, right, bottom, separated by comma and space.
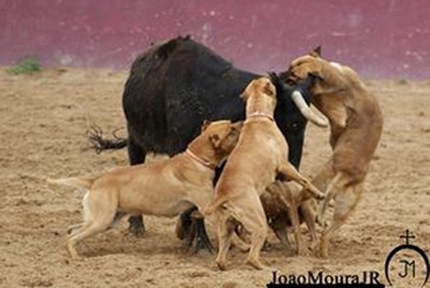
1, 67, 430, 287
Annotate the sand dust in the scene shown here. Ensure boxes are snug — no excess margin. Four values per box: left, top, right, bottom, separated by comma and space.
1, 68, 429, 287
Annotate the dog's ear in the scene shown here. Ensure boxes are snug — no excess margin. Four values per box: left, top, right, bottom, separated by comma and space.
310, 46, 322, 58
201, 120, 211, 132
239, 91, 249, 102
232, 121, 243, 132
209, 133, 221, 148
263, 82, 275, 97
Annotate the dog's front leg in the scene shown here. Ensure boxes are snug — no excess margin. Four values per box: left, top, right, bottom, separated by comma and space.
287, 202, 308, 256
299, 201, 318, 253
278, 163, 325, 200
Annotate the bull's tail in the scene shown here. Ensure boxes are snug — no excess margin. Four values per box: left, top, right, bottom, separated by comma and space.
47, 177, 95, 190
87, 124, 127, 153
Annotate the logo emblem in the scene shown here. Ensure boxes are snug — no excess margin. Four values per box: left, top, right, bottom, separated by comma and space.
385, 230, 430, 287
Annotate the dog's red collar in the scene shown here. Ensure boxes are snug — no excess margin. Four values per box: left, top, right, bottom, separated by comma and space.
247, 112, 274, 122
185, 148, 217, 170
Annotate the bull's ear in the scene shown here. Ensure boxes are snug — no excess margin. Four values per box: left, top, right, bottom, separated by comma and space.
201, 120, 211, 132
209, 133, 221, 148
310, 46, 322, 57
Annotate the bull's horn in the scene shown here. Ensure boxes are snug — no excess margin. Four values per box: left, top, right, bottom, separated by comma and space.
291, 90, 329, 127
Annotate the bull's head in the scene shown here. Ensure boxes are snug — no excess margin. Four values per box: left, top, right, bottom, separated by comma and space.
269, 72, 328, 128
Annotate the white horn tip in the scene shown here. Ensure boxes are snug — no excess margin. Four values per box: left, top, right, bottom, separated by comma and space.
313, 116, 329, 128
291, 90, 329, 128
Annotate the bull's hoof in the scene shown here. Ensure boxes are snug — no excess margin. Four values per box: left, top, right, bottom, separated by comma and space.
192, 233, 213, 254
193, 216, 213, 254
128, 215, 145, 237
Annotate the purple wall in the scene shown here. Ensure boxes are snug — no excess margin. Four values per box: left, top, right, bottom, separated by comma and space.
1, 0, 429, 79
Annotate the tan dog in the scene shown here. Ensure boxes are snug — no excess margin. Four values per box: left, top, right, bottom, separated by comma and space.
287, 47, 383, 258
263, 181, 317, 255
204, 77, 325, 270
48, 120, 242, 258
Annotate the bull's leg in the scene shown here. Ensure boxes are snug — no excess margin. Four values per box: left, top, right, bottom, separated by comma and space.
176, 207, 213, 253
186, 164, 229, 253
126, 136, 147, 236
175, 165, 226, 253
193, 212, 213, 253
176, 207, 194, 241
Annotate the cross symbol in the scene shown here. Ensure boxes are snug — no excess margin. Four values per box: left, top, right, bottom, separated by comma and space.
400, 229, 415, 245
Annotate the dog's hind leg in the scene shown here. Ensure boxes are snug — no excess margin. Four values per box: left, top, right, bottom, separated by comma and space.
66, 224, 90, 258
66, 218, 113, 258
231, 232, 250, 252
67, 223, 83, 235
215, 212, 236, 271
229, 196, 268, 270
310, 159, 336, 193
66, 190, 118, 258
243, 208, 268, 270
300, 201, 318, 250
286, 201, 308, 256
66, 204, 117, 258
319, 183, 363, 258
316, 173, 349, 226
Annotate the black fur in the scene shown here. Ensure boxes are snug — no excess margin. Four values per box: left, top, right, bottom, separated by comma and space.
122, 36, 313, 167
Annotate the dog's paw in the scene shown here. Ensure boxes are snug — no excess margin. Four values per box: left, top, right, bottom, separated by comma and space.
296, 245, 311, 257
313, 189, 325, 201
245, 258, 266, 270
216, 260, 228, 271
315, 214, 328, 227
305, 184, 325, 200
318, 241, 329, 259
315, 194, 325, 201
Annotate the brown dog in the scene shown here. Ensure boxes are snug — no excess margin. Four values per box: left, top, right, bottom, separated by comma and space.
287, 47, 383, 258
48, 120, 242, 258
204, 77, 325, 270
262, 181, 317, 255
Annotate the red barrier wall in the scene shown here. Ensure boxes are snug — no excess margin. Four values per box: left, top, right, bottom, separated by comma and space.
1, 0, 429, 79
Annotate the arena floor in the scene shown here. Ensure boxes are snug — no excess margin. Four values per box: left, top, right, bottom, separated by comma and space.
1, 68, 429, 287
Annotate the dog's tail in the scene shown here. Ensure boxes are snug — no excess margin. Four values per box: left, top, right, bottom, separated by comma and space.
47, 177, 95, 190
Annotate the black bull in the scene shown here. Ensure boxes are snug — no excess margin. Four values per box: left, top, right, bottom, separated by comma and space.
90, 35, 316, 252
